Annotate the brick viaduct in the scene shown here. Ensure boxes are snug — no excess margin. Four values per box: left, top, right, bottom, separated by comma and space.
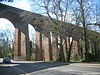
0, 3, 100, 61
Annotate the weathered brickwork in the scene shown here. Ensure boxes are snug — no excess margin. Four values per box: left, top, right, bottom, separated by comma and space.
0, 3, 100, 61
35, 31, 43, 61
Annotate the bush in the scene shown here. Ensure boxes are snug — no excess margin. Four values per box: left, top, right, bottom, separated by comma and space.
7, 52, 12, 58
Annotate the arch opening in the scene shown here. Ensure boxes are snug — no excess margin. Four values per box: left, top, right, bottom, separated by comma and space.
28, 24, 36, 61
0, 18, 15, 58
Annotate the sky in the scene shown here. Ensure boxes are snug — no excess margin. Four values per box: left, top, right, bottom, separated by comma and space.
0, 0, 100, 41
1, 0, 32, 11
0, 0, 35, 41
96, 0, 100, 5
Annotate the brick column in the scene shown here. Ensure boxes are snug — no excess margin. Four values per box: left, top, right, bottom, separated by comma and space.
14, 24, 30, 61
14, 27, 19, 60
51, 35, 59, 61
35, 31, 43, 61
42, 34, 52, 62
72, 40, 79, 59
21, 24, 30, 61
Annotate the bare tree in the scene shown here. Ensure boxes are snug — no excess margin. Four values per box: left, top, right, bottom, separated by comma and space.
31, 0, 100, 62
0, 30, 13, 58
73, 0, 100, 61
75, 0, 93, 60
32, 0, 75, 62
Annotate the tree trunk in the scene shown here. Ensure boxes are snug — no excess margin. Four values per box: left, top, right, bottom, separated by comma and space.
67, 38, 73, 62
77, 0, 88, 61
59, 37, 65, 62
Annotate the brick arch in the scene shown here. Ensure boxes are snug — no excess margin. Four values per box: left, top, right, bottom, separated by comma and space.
0, 3, 81, 61
0, 3, 32, 61
30, 17, 55, 61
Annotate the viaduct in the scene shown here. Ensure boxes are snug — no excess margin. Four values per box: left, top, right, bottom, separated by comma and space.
0, 3, 100, 61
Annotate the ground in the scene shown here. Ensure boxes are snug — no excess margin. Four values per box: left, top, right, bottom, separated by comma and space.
0, 58, 100, 75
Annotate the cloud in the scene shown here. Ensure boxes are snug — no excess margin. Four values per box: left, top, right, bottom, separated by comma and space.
0, 18, 36, 41
28, 24, 36, 41
0, 18, 14, 32
0, 0, 36, 41
0, 18, 15, 41
1, 0, 32, 11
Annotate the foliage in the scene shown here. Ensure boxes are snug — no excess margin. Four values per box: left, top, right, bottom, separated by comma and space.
0, 30, 13, 58
29, 40, 36, 61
